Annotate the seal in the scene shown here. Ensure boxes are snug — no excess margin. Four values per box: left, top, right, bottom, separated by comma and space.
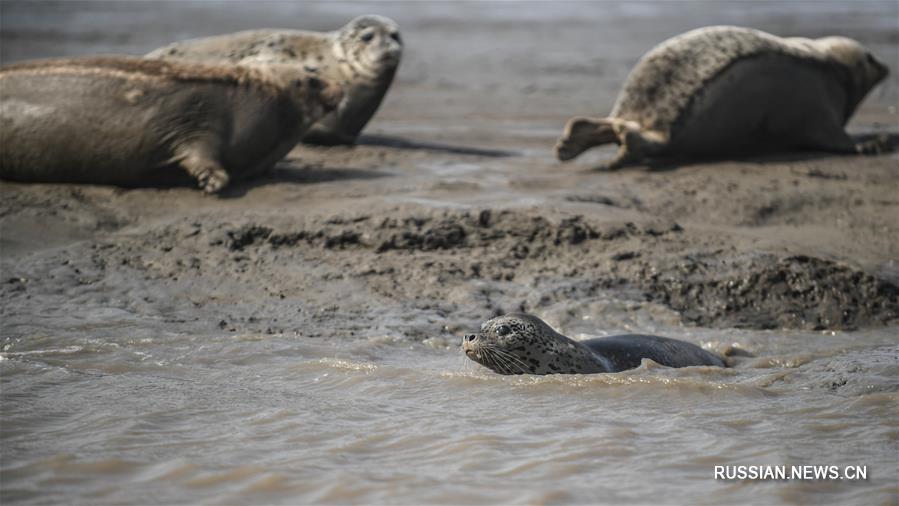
147, 14, 402, 146
463, 313, 726, 375
0, 56, 341, 193
555, 26, 890, 169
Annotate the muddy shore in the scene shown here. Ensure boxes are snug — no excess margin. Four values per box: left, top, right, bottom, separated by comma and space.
2, 1, 898, 342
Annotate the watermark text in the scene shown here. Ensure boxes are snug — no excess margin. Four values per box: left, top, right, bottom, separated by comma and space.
714, 465, 867, 481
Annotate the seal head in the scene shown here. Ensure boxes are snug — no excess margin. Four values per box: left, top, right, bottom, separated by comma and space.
334, 15, 402, 82
808, 36, 889, 121
463, 313, 609, 375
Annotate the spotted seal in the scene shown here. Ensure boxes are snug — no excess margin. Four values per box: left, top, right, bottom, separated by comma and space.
147, 15, 402, 146
0, 56, 341, 193
463, 313, 725, 375
555, 26, 890, 168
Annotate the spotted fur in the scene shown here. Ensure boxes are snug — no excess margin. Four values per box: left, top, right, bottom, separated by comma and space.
463, 314, 610, 375
555, 26, 890, 166
147, 15, 402, 144
611, 26, 882, 132
462, 313, 726, 375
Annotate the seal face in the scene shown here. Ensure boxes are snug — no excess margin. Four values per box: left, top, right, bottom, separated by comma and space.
463, 313, 726, 375
555, 26, 890, 168
463, 313, 611, 375
0, 57, 341, 192
147, 15, 402, 145
333, 15, 403, 83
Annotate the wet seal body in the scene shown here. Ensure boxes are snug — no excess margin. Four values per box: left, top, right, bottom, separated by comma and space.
148, 15, 402, 146
0, 56, 341, 193
555, 26, 890, 169
463, 313, 725, 375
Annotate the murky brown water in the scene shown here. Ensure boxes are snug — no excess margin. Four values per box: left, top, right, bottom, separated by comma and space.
2, 320, 897, 504
2, 1, 899, 504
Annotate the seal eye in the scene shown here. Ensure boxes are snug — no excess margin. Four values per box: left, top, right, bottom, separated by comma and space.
495, 324, 511, 337
360, 32, 375, 43
390, 32, 402, 44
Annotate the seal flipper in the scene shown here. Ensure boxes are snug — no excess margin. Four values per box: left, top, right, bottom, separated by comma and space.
176, 143, 230, 194
603, 122, 668, 170
555, 116, 620, 161
791, 113, 859, 155
555, 116, 669, 169
854, 133, 899, 155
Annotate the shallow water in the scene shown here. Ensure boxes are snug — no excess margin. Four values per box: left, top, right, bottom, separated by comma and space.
3, 319, 898, 505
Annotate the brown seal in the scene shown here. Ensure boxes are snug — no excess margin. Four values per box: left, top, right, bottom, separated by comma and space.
555, 26, 890, 169
147, 15, 402, 146
463, 313, 726, 375
0, 56, 341, 193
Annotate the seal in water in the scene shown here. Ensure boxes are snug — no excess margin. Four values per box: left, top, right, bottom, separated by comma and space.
555, 26, 890, 169
463, 313, 726, 375
147, 15, 402, 146
0, 56, 341, 193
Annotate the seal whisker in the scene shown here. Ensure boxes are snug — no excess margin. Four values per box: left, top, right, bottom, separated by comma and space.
485, 346, 528, 375
483, 348, 514, 375
481, 348, 506, 375
490, 346, 529, 370
486, 346, 529, 375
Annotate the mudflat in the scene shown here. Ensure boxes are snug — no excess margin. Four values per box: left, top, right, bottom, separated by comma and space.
2, 2, 896, 337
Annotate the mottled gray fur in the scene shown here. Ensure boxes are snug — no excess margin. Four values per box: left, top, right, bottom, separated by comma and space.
0, 57, 340, 192
147, 15, 402, 145
555, 26, 890, 168
463, 313, 725, 375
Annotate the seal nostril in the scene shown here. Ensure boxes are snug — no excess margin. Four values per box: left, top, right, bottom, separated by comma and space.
464, 334, 476, 342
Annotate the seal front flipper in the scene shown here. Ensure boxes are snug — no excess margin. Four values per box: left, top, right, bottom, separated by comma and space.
854, 134, 899, 155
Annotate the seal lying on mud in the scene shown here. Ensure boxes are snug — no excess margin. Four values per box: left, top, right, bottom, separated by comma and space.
463, 313, 725, 375
555, 26, 890, 168
147, 15, 402, 146
0, 56, 341, 193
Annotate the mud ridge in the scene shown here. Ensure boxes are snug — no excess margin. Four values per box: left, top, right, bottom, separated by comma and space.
207, 210, 899, 330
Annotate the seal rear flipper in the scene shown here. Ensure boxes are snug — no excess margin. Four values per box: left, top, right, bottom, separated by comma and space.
601, 123, 668, 170
555, 116, 622, 162
176, 144, 230, 194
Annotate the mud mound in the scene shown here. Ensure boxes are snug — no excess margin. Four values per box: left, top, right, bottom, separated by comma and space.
642, 254, 899, 330
213, 210, 898, 330
217, 210, 674, 254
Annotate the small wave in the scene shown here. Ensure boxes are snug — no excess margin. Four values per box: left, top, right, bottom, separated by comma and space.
0, 345, 84, 358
